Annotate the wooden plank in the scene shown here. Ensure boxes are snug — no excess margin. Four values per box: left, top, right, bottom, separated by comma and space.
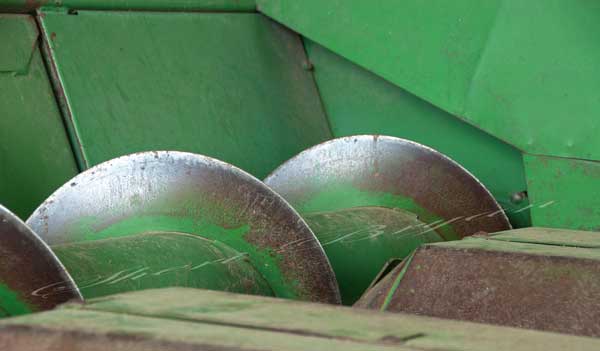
2, 288, 599, 350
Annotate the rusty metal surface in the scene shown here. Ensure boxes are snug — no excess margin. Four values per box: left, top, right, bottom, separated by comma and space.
27, 151, 340, 304
354, 259, 409, 310
364, 240, 600, 337
265, 135, 511, 242
0, 205, 81, 315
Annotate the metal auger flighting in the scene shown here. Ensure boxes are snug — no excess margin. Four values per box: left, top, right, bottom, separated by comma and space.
0, 151, 341, 317
265, 135, 511, 305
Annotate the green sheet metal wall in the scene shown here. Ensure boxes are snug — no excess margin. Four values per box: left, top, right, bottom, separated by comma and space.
1, 1, 598, 231
258, 0, 600, 231
304, 40, 530, 227
39, 10, 331, 178
257, 0, 600, 160
525, 155, 600, 231
0, 15, 78, 218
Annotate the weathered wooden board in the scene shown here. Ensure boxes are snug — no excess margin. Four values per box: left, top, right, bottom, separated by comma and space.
1, 287, 599, 350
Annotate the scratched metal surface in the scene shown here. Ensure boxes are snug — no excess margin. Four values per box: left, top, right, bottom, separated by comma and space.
27, 151, 340, 304
265, 135, 511, 241
51, 232, 274, 299
0, 205, 81, 317
265, 136, 510, 303
303, 207, 438, 305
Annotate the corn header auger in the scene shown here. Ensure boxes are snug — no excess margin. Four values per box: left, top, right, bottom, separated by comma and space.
0, 136, 507, 314
264, 135, 511, 304
0, 135, 509, 315
2, 1, 600, 350
0, 151, 341, 315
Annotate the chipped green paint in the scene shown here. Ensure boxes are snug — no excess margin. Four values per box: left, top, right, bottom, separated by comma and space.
78, 215, 250, 242
51, 232, 274, 299
304, 207, 440, 305
381, 251, 415, 311
61, 215, 296, 299
296, 183, 456, 241
0, 283, 32, 317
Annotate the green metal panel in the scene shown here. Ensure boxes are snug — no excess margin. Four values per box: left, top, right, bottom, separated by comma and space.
2, 288, 600, 351
0, 15, 37, 71
304, 40, 530, 227
258, 0, 600, 160
0, 15, 78, 219
39, 10, 331, 178
0, 0, 255, 12
259, 0, 500, 115
524, 155, 600, 231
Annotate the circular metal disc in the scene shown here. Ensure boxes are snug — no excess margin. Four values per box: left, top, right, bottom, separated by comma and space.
0, 205, 82, 316
264, 135, 511, 240
27, 151, 340, 304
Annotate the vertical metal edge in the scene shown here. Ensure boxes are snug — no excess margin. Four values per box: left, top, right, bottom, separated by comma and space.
380, 250, 415, 311
299, 37, 334, 139
34, 9, 88, 171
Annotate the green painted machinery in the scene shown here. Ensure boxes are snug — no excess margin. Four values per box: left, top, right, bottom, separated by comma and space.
0, 0, 599, 348
0, 151, 340, 316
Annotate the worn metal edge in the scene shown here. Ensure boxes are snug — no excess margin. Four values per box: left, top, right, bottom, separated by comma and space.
34, 10, 87, 171
26, 151, 342, 304
265, 135, 512, 229
0, 204, 84, 310
0, 1, 256, 13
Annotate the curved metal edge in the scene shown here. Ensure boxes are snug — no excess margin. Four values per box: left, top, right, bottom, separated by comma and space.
265, 135, 511, 230
27, 151, 341, 304
0, 204, 83, 313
